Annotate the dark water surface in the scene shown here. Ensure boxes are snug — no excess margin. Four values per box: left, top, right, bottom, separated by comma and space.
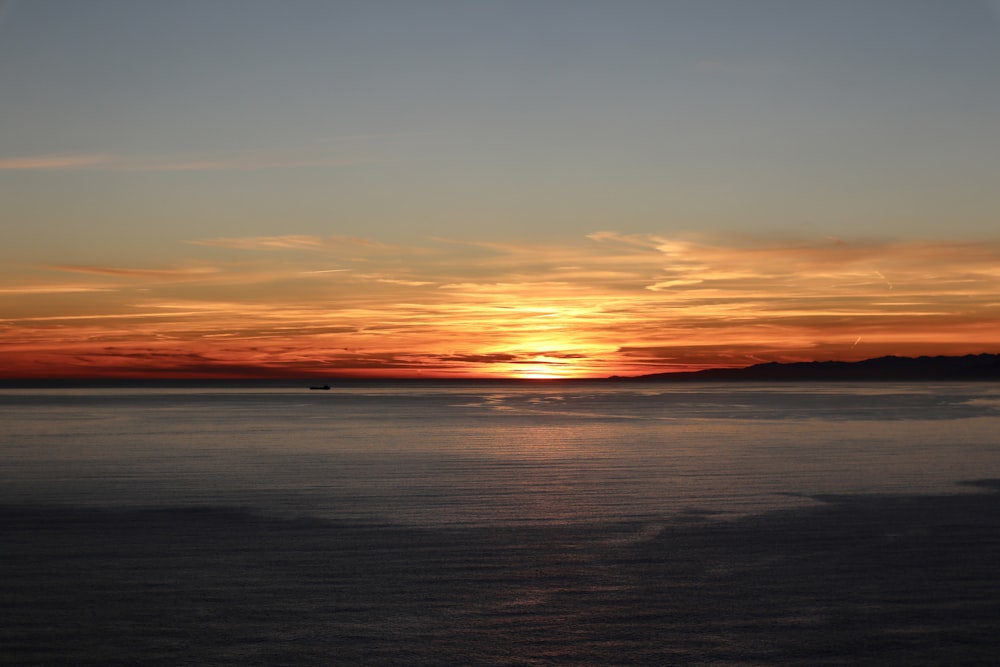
2, 382, 1000, 664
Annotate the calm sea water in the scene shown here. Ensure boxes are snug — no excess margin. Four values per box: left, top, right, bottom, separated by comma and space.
3, 382, 1000, 664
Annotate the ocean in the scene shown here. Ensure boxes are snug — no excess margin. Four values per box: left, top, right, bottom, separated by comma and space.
2, 381, 1000, 665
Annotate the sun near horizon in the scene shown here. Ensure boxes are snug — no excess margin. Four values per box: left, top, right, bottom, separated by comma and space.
2, 3, 1000, 383
3, 231, 1000, 383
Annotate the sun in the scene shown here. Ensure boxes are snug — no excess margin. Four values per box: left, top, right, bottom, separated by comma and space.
489, 332, 601, 379
510, 355, 583, 380
517, 369, 566, 380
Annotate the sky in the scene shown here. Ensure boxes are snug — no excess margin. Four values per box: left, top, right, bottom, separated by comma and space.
2, 0, 999, 379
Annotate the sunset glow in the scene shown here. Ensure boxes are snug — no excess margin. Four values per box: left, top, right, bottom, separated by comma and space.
3, 233, 999, 379
2, 2, 999, 379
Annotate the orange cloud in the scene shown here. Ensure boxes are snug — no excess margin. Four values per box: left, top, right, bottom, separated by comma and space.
50, 265, 220, 278
186, 235, 409, 256
0, 284, 117, 294
3, 233, 999, 379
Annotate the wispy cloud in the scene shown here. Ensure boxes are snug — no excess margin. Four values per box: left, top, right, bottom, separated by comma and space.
299, 269, 350, 275
5, 233, 1000, 378
372, 277, 435, 287
1, 310, 209, 324
50, 265, 220, 278
187, 236, 328, 251
0, 283, 117, 294
0, 147, 369, 173
187, 235, 398, 253
0, 154, 113, 170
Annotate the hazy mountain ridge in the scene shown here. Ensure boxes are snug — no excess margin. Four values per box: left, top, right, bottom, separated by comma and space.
628, 354, 1000, 381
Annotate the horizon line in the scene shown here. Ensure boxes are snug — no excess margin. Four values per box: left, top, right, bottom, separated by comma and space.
2, 352, 998, 386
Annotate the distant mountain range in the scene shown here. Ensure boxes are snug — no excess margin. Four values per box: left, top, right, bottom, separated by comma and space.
624, 354, 1000, 382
